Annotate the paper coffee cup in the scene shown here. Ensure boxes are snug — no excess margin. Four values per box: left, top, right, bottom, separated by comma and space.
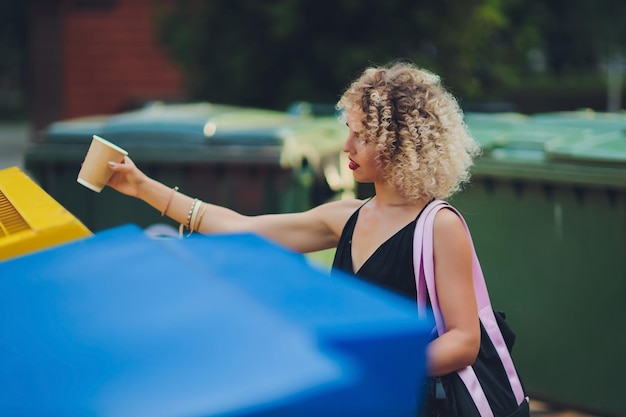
77, 135, 128, 192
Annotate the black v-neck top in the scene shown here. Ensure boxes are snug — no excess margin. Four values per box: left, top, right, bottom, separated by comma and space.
332, 204, 425, 300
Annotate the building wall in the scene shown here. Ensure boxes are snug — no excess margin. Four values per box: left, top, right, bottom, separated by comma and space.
62, 0, 184, 118
30, 0, 65, 138
30, 0, 185, 138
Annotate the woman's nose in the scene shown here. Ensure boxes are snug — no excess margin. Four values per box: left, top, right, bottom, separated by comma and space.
342, 134, 355, 153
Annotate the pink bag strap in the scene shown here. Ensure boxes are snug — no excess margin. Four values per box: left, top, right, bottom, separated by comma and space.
413, 200, 526, 415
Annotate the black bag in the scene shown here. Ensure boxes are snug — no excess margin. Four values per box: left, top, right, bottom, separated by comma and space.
420, 312, 529, 417
413, 201, 529, 417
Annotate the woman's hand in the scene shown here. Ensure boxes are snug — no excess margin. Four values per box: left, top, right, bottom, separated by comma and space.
106, 156, 148, 197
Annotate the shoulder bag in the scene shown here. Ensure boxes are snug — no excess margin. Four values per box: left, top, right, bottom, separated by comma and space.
413, 200, 530, 417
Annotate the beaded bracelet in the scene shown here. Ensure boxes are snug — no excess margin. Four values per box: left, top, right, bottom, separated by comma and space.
188, 199, 203, 237
161, 186, 179, 216
186, 199, 199, 229
179, 198, 198, 238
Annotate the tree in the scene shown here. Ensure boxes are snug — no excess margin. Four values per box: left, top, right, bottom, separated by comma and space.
152, 0, 518, 109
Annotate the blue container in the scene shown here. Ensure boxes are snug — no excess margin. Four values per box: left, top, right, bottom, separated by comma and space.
0, 225, 431, 417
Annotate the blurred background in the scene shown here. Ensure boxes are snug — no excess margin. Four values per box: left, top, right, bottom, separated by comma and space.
0, 0, 625, 137
1, 1, 625, 416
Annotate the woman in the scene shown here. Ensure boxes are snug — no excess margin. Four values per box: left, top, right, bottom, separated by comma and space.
107, 61, 482, 408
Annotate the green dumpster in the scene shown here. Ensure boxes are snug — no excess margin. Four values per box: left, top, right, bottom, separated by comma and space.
449, 111, 626, 416
24, 102, 352, 232
530, 109, 626, 134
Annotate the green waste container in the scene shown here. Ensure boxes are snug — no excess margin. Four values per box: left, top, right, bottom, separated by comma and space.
530, 109, 626, 134
24, 102, 352, 232
448, 111, 626, 416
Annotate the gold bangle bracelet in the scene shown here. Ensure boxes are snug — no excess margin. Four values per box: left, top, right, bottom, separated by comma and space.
193, 202, 207, 233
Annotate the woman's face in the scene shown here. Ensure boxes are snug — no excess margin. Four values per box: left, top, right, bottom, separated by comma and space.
342, 110, 381, 183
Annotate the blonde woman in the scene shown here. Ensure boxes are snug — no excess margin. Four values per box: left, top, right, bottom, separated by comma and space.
107, 62, 486, 415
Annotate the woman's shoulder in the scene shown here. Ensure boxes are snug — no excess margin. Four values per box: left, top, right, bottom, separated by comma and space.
432, 206, 470, 250
312, 198, 367, 218
309, 198, 368, 234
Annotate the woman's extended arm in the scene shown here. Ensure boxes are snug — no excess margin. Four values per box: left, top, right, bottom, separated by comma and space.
426, 208, 481, 376
107, 156, 360, 253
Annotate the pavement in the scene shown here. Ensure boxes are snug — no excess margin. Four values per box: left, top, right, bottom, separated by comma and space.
530, 401, 599, 417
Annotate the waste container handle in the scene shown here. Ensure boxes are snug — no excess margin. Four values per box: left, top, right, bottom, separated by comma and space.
414, 200, 527, 414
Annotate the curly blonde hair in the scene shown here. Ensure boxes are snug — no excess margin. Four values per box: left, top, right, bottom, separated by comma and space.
337, 62, 481, 202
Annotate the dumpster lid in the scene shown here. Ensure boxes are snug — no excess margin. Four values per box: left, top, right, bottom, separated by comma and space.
530, 110, 626, 134
545, 129, 626, 164
473, 121, 574, 162
466, 112, 622, 163
37, 102, 347, 168
46, 115, 109, 142
49, 102, 298, 146
465, 112, 529, 152
44, 102, 345, 150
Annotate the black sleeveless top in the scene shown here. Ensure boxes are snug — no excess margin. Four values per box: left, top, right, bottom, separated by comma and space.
332, 203, 426, 300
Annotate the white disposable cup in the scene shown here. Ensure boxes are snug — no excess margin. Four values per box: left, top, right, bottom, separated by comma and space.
77, 135, 128, 192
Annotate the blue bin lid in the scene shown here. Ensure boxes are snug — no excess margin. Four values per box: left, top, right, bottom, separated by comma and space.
0, 225, 431, 417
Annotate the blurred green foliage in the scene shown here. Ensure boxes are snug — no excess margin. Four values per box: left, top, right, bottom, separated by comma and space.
152, 0, 625, 113
152, 0, 525, 108
2, 1, 624, 117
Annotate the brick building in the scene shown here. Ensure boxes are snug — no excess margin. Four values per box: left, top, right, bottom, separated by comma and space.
30, 0, 184, 140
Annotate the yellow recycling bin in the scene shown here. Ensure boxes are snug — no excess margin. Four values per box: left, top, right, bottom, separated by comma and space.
0, 166, 91, 261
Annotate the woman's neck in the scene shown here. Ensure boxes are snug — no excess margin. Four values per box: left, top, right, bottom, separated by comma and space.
371, 182, 424, 208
